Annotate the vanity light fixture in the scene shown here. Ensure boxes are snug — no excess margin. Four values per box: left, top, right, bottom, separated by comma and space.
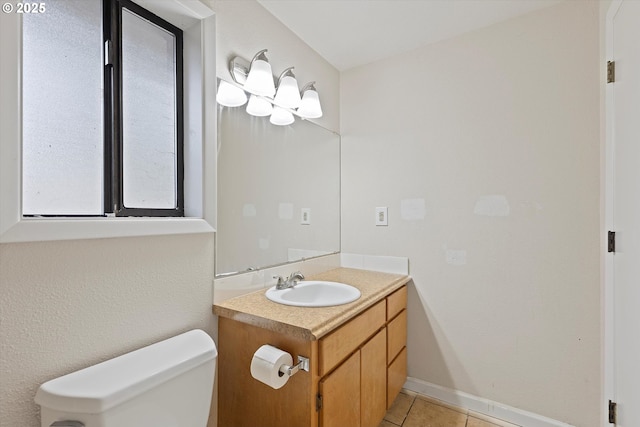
221, 49, 324, 126
273, 67, 302, 109
246, 94, 273, 117
242, 49, 276, 97
216, 80, 248, 107
297, 82, 323, 119
270, 106, 295, 126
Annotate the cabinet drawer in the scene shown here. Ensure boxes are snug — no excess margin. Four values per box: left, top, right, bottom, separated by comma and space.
387, 309, 407, 362
319, 300, 386, 376
387, 347, 407, 409
386, 286, 407, 320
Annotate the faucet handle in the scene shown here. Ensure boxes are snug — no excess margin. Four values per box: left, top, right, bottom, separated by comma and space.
273, 275, 285, 286
287, 271, 305, 284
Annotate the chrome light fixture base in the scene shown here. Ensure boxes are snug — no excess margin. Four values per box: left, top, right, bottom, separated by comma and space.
229, 56, 251, 86
229, 49, 271, 86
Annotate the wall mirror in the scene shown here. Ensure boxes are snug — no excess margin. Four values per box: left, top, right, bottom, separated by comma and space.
215, 80, 340, 277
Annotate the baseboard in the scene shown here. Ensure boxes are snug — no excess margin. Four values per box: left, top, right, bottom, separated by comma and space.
403, 377, 575, 427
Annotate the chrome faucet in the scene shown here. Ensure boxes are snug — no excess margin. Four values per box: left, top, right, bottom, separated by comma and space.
274, 271, 305, 290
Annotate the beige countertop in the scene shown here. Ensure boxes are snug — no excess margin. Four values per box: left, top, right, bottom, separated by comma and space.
213, 267, 410, 341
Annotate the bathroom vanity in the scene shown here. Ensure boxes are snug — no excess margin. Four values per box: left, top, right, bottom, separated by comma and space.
213, 268, 409, 427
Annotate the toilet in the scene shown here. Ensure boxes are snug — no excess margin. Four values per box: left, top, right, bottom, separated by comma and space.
35, 329, 217, 427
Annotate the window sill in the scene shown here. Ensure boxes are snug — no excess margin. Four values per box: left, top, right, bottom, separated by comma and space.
0, 217, 215, 243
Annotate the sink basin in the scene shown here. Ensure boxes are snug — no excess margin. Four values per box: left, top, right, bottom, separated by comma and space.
265, 281, 361, 307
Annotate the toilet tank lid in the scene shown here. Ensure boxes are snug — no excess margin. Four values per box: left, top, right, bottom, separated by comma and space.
35, 329, 217, 414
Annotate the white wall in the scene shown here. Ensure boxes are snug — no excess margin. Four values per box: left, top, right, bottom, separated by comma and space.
0, 235, 215, 426
341, 2, 601, 426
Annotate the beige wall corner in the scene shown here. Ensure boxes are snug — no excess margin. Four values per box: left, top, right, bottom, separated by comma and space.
341, 2, 601, 425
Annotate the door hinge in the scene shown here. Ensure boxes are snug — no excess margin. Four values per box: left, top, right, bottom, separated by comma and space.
609, 400, 617, 424
316, 394, 323, 411
608, 231, 616, 253
607, 61, 615, 83
104, 40, 113, 66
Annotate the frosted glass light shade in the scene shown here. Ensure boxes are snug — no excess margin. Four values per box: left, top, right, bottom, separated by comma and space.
246, 95, 273, 117
244, 59, 276, 97
217, 80, 248, 107
297, 89, 323, 118
274, 75, 301, 109
270, 106, 294, 126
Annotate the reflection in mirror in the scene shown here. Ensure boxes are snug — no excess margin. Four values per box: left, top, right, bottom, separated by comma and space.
216, 81, 340, 277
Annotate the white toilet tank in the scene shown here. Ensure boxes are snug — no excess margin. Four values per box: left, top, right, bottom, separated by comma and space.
35, 329, 217, 427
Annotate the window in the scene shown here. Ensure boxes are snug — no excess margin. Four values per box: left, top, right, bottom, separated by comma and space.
22, 0, 104, 216
0, 0, 216, 242
22, 0, 184, 217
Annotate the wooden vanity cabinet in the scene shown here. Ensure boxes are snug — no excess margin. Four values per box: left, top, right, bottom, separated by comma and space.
216, 285, 408, 427
317, 285, 408, 427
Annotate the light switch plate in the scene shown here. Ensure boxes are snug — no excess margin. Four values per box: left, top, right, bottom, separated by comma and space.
301, 208, 311, 225
375, 207, 388, 226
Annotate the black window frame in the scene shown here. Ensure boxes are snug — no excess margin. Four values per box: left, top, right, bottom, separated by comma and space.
104, 0, 184, 217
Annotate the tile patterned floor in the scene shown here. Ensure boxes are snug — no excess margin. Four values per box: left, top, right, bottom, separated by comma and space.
380, 390, 521, 427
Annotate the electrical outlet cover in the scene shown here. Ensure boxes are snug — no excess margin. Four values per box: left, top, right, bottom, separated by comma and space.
375, 207, 388, 226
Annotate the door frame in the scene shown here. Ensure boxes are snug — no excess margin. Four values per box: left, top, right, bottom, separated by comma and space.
604, 0, 623, 425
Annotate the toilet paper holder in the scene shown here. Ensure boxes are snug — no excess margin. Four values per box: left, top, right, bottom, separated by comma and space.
279, 355, 310, 378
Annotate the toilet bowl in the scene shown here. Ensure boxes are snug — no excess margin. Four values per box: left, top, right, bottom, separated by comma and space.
35, 329, 217, 427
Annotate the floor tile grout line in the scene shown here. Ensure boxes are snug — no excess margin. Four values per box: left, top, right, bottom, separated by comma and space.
400, 394, 415, 426
402, 392, 411, 426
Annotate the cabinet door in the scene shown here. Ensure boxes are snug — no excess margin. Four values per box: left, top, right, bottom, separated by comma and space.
319, 350, 360, 427
361, 328, 387, 427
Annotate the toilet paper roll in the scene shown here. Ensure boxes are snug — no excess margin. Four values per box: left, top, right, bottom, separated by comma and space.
250, 344, 293, 390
